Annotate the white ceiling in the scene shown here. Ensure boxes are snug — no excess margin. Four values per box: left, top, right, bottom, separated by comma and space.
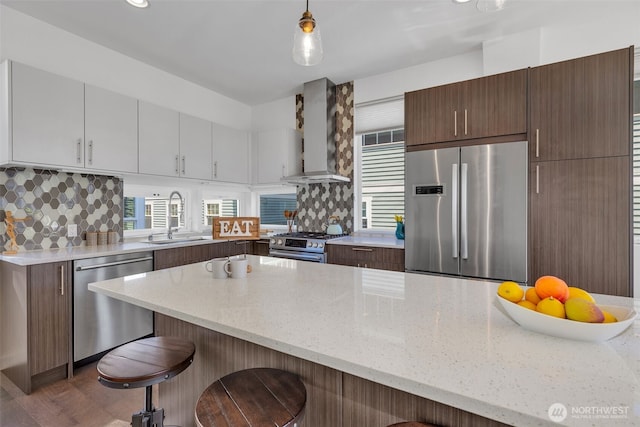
0, 0, 630, 106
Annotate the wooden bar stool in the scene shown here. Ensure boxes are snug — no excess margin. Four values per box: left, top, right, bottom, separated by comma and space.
195, 368, 306, 427
97, 336, 195, 427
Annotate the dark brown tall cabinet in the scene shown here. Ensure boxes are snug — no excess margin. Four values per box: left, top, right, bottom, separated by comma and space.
529, 47, 633, 296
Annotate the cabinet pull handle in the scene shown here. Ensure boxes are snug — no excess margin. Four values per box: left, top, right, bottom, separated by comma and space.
535, 129, 540, 158
182, 155, 186, 175
214, 161, 218, 178
453, 111, 458, 137
175, 155, 180, 175
76, 139, 82, 164
282, 164, 285, 177
536, 164, 540, 194
88, 140, 93, 165
464, 109, 468, 135
59, 265, 65, 296
352, 247, 373, 252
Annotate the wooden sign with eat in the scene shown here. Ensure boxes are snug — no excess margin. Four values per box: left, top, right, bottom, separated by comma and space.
212, 217, 260, 240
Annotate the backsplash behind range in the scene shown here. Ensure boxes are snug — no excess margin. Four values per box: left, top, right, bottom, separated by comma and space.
295, 81, 355, 234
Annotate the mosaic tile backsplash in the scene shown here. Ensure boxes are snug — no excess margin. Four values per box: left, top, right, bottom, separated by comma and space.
0, 168, 122, 252
296, 81, 355, 233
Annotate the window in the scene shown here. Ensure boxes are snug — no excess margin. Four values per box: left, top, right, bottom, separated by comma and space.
202, 199, 238, 226
358, 131, 405, 230
633, 80, 640, 235
355, 97, 405, 232
260, 193, 297, 225
122, 194, 185, 233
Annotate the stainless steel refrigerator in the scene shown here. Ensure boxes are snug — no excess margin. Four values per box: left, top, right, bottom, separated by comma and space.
405, 141, 527, 282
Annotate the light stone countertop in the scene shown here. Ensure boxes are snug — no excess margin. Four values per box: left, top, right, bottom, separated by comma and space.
0, 237, 227, 266
327, 235, 405, 249
89, 255, 639, 427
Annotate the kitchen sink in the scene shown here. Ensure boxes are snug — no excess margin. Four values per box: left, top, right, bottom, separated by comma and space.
145, 236, 208, 245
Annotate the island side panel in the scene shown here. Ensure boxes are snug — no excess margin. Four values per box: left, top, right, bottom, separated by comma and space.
155, 313, 343, 427
342, 373, 510, 427
156, 314, 510, 427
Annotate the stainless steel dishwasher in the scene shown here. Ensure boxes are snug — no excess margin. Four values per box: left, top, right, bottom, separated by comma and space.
73, 251, 154, 366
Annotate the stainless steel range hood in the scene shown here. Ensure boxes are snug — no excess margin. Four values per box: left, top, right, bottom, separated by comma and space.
282, 78, 350, 185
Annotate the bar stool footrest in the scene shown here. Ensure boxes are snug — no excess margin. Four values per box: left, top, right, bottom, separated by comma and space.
132, 407, 164, 427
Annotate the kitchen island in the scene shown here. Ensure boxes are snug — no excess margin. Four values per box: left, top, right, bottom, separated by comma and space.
89, 256, 639, 427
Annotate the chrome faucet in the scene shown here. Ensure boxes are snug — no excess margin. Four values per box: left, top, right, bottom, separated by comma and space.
167, 190, 184, 240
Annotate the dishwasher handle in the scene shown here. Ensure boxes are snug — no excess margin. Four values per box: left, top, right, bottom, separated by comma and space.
75, 256, 154, 271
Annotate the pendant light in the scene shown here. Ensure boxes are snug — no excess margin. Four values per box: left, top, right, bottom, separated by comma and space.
292, 0, 323, 66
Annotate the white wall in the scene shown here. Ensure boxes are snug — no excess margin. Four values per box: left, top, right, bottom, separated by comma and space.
0, 5, 251, 130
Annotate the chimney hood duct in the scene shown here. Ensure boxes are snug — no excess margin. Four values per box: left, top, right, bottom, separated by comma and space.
282, 78, 350, 184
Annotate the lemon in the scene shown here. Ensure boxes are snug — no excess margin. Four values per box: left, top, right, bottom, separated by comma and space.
536, 296, 566, 319
601, 310, 618, 323
517, 300, 537, 311
497, 281, 524, 303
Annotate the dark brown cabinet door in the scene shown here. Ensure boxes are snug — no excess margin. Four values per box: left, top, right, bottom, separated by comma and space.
154, 244, 217, 270
463, 69, 527, 140
28, 261, 70, 375
529, 47, 631, 161
405, 83, 457, 146
529, 157, 630, 296
405, 69, 527, 146
327, 245, 405, 272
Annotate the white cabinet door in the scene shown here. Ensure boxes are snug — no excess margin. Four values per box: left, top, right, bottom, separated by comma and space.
139, 101, 180, 176
256, 128, 302, 184
212, 123, 249, 184
11, 62, 84, 168
179, 113, 212, 180
85, 85, 138, 174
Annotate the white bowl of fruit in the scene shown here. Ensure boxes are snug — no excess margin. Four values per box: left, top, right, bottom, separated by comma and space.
496, 276, 637, 342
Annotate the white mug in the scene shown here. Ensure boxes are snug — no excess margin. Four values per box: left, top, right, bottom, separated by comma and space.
225, 257, 248, 279
206, 258, 230, 279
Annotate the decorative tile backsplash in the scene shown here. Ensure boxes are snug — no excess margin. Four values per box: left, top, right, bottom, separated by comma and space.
0, 167, 122, 252
296, 81, 355, 233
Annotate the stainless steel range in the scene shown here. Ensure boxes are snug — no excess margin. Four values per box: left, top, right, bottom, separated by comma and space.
269, 232, 348, 263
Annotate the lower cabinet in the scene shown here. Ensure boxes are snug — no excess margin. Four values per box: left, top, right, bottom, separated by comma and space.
252, 239, 270, 256
0, 260, 71, 394
154, 241, 253, 270
530, 157, 631, 296
326, 244, 405, 272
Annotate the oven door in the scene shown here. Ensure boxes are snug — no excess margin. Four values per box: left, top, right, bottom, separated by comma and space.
269, 249, 325, 263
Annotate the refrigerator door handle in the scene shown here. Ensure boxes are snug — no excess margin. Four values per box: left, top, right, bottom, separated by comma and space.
452, 163, 458, 259
461, 163, 468, 260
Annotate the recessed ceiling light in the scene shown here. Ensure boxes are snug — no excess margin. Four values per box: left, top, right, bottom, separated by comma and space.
452, 0, 472, 3
126, 0, 149, 8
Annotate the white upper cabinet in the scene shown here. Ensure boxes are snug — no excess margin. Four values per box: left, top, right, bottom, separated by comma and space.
179, 113, 212, 180
138, 101, 180, 177
255, 128, 302, 184
9, 62, 84, 168
212, 123, 249, 184
85, 84, 138, 174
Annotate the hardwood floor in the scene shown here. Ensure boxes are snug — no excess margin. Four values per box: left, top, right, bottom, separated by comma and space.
1, 363, 150, 427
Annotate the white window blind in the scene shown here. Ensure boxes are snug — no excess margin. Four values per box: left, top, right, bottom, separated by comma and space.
355, 96, 404, 134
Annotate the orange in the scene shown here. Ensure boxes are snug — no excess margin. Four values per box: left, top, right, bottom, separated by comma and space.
517, 300, 537, 311
497, 281, 524, 303
567, 286, 595, 303
535, 275, 570, 303
536, 296, 566, 319
525, 287, 542, 305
